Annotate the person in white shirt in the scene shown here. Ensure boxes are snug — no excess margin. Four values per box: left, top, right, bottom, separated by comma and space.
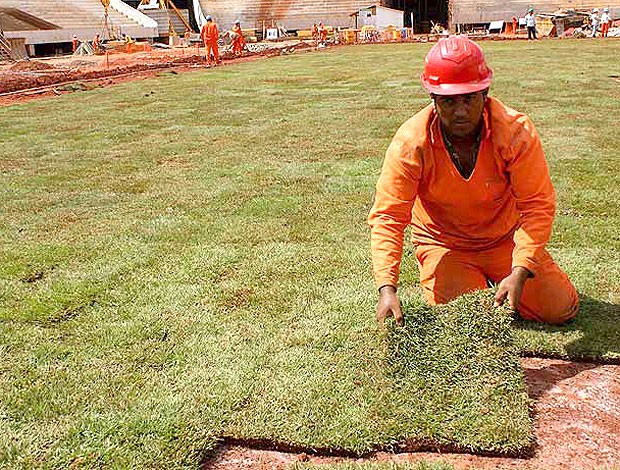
525, 8, 537, 40
590, 8, 600, 37
600, 7, 611, 37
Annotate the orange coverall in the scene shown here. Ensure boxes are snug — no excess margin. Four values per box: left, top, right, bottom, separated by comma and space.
318, 25, 327, 42
231, 25, 246, 55
312, 24, 319, 41
201, 22, 219, 64
368, 97, 578, 324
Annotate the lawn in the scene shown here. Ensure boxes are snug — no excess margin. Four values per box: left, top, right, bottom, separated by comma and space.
1, 39, 619, 469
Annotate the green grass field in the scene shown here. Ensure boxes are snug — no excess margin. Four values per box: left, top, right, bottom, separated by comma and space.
1, 40, 619, 469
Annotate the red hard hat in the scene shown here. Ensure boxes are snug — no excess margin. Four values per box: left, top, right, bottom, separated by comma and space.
420, 35, 493, 96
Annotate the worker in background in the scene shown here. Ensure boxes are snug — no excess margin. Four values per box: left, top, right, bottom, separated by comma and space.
122, 32, 134, 53
183, 28, 191, 47
312, 23, 319, 43
369, 35, 578, 326
72, 34, 79, 53
600, 7, 611, 37
201, 15, 220, 66
590, 8, 600, 37
511, 16, 518, 36
524, 8, 537, 40
318, 22, 327, 45
231, 20, 246, 56
92, 33, 101, 53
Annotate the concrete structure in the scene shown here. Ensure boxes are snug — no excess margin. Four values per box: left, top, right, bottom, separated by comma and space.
452, 0, 620, 25
0, 0, 157, 55
193, 0, 619, 33
354, 5, 405, 28
197, 0, 380, 30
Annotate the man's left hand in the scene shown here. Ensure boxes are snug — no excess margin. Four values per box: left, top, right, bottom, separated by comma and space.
494, 266, 531, 311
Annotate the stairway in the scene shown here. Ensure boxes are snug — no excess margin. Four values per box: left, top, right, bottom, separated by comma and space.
143, 9, 190, 35
0, 29, 13, 62
0, 0, 153, 33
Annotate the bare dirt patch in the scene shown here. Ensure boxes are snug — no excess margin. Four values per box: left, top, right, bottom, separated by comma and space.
205, 358, 620, 469
9, 59, 57, 72
0, 41, 314, 107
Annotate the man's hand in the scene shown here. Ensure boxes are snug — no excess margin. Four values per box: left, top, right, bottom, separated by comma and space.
494, 266, 531, 312
376, 285, 404, 326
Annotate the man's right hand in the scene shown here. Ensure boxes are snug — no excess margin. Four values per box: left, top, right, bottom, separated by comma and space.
376, 285, 404, 326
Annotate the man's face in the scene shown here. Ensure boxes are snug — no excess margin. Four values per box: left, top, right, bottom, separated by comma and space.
433, 91, 486, 138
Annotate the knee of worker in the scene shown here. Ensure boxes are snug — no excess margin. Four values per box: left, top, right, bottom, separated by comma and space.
417, 246, 488, 306
416, 246, 487, 305
421, 282, 488, 306
519, 270, 579, 325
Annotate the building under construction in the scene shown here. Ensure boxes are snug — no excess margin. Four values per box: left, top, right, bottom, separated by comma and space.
1, 0, 618, 59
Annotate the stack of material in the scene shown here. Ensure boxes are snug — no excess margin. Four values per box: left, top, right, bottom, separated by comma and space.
544, 9, 589, 37
74, 41, 95, 55
607, 27, 620, 37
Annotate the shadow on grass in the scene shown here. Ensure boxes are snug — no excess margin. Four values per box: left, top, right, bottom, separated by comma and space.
514, 295, 620, 363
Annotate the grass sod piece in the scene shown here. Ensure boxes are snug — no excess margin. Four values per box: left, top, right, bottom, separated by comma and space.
0, 40, 618, 467
220, 290, 532, 456
385, 290, 532, 455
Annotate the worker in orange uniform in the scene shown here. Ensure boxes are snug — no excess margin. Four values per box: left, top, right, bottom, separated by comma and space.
72, 34, 79, 53
511, 16, 518, 36
600, 7, 611, 37
318, 22, 327, 44
368, 36, 578, 326
312, 23, 319, 43
231, 20, 246, 56
92, 33, 102, 53
201, 15, 220, 66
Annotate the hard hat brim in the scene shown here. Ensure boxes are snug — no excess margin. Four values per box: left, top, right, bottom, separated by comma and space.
420, 73, 493, 96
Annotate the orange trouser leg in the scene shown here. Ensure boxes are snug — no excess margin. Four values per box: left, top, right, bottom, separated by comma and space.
203, 41, 211, 62
416, 244, 488, 304
602, 23, 609, 37
205, 42, 217, 63
232, 39, 241, 55
208, 41, 219, 62
415, 239, 579, 324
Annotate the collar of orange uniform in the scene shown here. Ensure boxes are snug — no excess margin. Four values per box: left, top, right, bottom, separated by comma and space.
428, 100, 492, 149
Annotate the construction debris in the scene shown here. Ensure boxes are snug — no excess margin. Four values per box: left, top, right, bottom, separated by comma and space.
9, 60, 56, 72
74, 42, 95, 56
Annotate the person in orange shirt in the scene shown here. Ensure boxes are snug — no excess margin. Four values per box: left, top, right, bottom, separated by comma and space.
312, 23, 319, 43
231, 20, 246, 56
201, 15, 220, 66
318, 22, 327, 44
92, 33, 101, 53
368, 35, 578, 326
72, 34, 79, 53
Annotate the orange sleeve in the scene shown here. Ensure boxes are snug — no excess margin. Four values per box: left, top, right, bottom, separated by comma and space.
506, 116, 556, 276
368, 133, 423, 290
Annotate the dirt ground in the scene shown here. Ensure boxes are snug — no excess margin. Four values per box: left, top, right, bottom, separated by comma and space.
0, 40, 314, 106
0, 35, 541, 107
205, 358, 620, 469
